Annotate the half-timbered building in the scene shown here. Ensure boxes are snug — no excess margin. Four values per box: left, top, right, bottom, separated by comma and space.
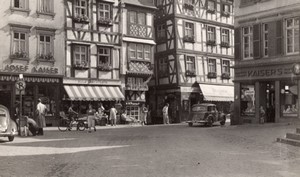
150, 0, 234, 123
63, 0, 125, 114
120, 0, 156, 122
0, 0, 65, 126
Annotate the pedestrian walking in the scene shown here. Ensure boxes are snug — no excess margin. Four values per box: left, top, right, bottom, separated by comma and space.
162, 103, 169, 124
87, 104, 96, 132
36, 98, 47, 135
141, 105, 148, 126
109, 105, 117, 126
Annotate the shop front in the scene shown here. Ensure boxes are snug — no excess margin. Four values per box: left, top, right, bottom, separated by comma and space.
62, 82, 125, 123
0, 73, 62, 126
233, 63, 300, 124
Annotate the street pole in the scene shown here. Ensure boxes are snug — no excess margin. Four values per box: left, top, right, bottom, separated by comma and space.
19, 89, 22, 135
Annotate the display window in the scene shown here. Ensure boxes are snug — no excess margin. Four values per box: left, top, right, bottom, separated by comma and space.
126, 106, 140, 121
281, 84, 298, 117
241, 84, 255, 117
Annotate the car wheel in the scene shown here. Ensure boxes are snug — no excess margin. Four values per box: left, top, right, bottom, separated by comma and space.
207, 117, 213, 127
188, 122, 193, 127
8, 136, 14, 142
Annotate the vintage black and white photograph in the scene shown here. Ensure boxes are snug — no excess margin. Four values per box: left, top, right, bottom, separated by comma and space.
0, 0, 300, 176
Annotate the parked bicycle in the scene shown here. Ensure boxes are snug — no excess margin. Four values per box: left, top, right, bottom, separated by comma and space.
58, 113, 86, 132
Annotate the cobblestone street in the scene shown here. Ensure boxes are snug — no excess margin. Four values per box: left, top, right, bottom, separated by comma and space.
1, 122, 300, 177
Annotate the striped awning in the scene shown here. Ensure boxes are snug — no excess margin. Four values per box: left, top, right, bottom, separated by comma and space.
64, 85, 124, 101
199, 84, 234, 102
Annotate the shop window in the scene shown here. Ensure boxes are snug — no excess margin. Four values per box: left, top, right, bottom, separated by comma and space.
38, 85, 57, 116
286, 17, 299, 54
281, 84, 298, 117
241, 85, 255, 117
126, 106, 140, 121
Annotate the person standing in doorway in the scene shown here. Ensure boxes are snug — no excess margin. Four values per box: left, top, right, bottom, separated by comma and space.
110, 105, 117, 126
162, 103, 169, 124
36, 98, 47, 135
87, 104, 96, 133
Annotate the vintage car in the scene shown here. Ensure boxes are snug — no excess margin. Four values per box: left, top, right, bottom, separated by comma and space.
187, 103, 226, 127
0, 105, 18, 141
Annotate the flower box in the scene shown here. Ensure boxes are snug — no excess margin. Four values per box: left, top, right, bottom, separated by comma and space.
207, 8, 215, 14
206, 40, 216, 46
38, 53, 54, 61
221, 73, 230, 79
186, 70, 196, 77
183, 3, 194, 10
97, 18, 113, 26
10, 51, 28, 59
97, 64, 112, 71
220, 42, 230, 48
207, 72, 217, 78
221, 11, 230, 17
183, 35, 195, 43
73, 61, 88, 70
73, 15, 89, 24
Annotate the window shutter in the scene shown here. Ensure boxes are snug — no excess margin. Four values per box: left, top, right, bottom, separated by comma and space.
268, 20, 282, 57
276, 20, 283, 56
234, 27, 241, 60
253, 24, 261, 59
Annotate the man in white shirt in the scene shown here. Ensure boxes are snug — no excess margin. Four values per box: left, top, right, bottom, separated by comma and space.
36, 98, 47, 135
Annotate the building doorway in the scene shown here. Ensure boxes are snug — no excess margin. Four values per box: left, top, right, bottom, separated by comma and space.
266, 82, 275, 123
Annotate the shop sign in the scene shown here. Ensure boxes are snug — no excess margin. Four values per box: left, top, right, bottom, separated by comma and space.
236, 65, 293, 79
4, 64, 29, 72
63, 78, 121, 85
32, 66, 58, 74
126, 102, 141, 106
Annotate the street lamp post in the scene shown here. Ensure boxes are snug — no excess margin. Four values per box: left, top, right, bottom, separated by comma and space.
16, 74, 25, 136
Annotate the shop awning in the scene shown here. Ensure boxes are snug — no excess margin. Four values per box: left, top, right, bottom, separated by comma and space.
199, 84, 234, 102
64, 85, 124, 101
